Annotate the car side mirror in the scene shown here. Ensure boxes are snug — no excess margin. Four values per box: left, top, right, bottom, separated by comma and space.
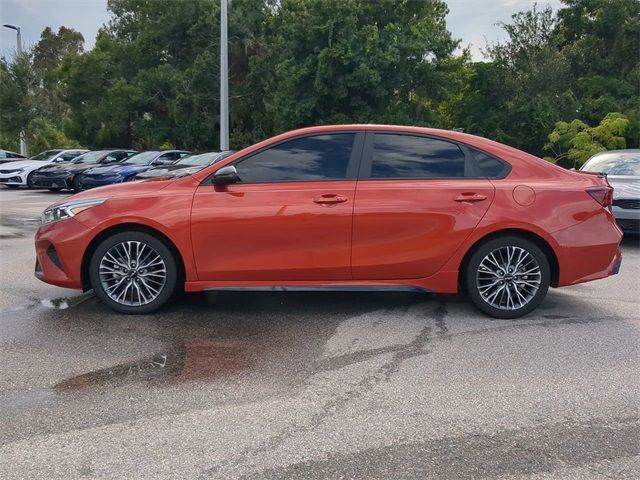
212, 165, 239, 185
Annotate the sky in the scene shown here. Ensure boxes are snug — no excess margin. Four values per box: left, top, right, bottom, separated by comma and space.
0, 0, 563, 61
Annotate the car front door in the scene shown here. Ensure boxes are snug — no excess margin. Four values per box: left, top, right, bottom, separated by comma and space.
191, 132, 363, 281
351, 132, 496, 280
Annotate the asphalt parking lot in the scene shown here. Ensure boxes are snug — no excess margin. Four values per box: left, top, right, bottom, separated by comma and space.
0, 187, 639, 479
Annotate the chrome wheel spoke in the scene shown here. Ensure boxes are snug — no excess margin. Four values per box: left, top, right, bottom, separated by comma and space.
99, 241, 166, 307
477, 246, 541, 311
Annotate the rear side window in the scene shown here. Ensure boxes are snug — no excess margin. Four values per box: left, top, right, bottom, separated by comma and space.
370, 134, 466, 178
236, 134, 355, 183
468, 147, 510, 178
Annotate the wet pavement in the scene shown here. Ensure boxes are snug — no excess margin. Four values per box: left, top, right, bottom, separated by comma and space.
0, 188, 639, 479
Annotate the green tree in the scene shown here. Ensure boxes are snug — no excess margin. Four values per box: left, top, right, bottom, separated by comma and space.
545, 112, 630, 167
461, 5, 577, 155
249, 0, 466, 137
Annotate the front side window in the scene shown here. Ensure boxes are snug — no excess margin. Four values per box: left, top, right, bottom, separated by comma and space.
370, 134, 466, 179
235, 134, 355, 183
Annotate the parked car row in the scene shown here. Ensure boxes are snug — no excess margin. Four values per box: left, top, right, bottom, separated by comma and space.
0, 148, 234, 192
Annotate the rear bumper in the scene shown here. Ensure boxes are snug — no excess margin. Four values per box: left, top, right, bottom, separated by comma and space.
34, 218, 92, 289
551, 209, 623, 287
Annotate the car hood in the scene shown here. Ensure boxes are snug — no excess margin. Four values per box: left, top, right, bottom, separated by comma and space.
39, 162, 100, 174
0, 159, 50, 170
607, 176, 640, 199
85, 164, 147, 175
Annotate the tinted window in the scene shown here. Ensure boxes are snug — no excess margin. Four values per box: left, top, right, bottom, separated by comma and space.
469, 147, 509, 178
236, 134, 355, 183
370, 134, 465, 178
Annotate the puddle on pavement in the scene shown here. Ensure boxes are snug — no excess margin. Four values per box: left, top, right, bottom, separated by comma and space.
2, 292, 94, 314
54, 338, 258, 393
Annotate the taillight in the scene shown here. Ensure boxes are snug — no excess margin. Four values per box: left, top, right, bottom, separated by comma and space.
586, 186, 613, 208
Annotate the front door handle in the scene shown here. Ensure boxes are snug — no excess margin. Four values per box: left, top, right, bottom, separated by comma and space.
454, 193, 487, 203
313, 194, 348, 205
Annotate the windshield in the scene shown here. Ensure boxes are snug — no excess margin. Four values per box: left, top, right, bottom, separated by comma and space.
123, 151, 160, 165
30, 150, 62, 161
71, 150, 112, 164
178, 152, 229, 167
581, 152, 640, 176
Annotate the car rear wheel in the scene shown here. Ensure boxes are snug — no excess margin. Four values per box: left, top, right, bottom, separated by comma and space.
89, 231, 178, 314
465, 236, 550, 319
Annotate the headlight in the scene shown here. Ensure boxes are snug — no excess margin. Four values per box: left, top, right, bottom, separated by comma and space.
4, 168, 23, 173
41, 198, 107, 225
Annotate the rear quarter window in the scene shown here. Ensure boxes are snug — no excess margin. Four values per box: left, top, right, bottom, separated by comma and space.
468, 147, 510, 179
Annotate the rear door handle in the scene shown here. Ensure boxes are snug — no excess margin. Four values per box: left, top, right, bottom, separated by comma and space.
454, 193, 487, 203
313, 194, 348, 205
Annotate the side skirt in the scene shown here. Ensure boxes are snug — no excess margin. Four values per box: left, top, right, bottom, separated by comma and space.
202, 285, 429, 293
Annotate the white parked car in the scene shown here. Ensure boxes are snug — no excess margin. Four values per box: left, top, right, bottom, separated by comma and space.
0, 149, 87, 189
580, 149, 640, 234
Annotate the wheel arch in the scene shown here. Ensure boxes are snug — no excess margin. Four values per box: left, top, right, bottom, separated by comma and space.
458, 228, 560, 290
81, 223, 186, 291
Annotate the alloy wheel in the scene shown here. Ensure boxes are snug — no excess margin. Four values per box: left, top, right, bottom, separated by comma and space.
476, 245, 542, 311
98, 240, 167, 306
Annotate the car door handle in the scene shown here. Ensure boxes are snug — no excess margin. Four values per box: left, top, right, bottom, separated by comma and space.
454, 193, 487, 203
313, 194, 348, 205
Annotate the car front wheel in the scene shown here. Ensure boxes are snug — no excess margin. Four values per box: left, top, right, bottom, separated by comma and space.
89, 231, 178, 314
465, 236, 550, 319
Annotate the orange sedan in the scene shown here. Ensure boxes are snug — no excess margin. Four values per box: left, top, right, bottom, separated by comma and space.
35, 125, 622, 318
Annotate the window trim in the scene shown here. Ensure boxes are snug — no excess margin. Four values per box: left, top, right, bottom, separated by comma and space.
203, 131, 365, 185
359, 131, 511, 181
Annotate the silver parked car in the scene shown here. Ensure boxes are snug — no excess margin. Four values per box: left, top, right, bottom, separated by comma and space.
580, 149, 640, 234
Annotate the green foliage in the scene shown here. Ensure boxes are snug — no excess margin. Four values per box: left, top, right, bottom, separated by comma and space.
27, 118, 83, 153
1, 0, 637, 158
545, 113, 630, 167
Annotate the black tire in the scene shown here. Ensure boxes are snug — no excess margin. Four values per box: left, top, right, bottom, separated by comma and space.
26, 171, 36, 188
72, 175, 82, 192
89, 231, 179, 314
465, 236, 550, 319
4, 184, 19, 189
48, 188, 62, 192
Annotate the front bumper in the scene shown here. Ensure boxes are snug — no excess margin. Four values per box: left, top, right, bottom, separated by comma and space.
32, 174, 73, 189
0, 171, 27, 185
612, 205, 640, 234
34, 218, 93, 289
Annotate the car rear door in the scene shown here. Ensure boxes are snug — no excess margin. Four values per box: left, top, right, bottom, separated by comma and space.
351, 132, 495, 280
191, 132, 364, 281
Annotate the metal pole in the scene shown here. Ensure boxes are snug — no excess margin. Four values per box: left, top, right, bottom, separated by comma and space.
16, 27, 28, 156
219, 0, 229, 151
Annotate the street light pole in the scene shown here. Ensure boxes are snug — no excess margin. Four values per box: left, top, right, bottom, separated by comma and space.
3, 24, 28, 157
219, 0, 229, 151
